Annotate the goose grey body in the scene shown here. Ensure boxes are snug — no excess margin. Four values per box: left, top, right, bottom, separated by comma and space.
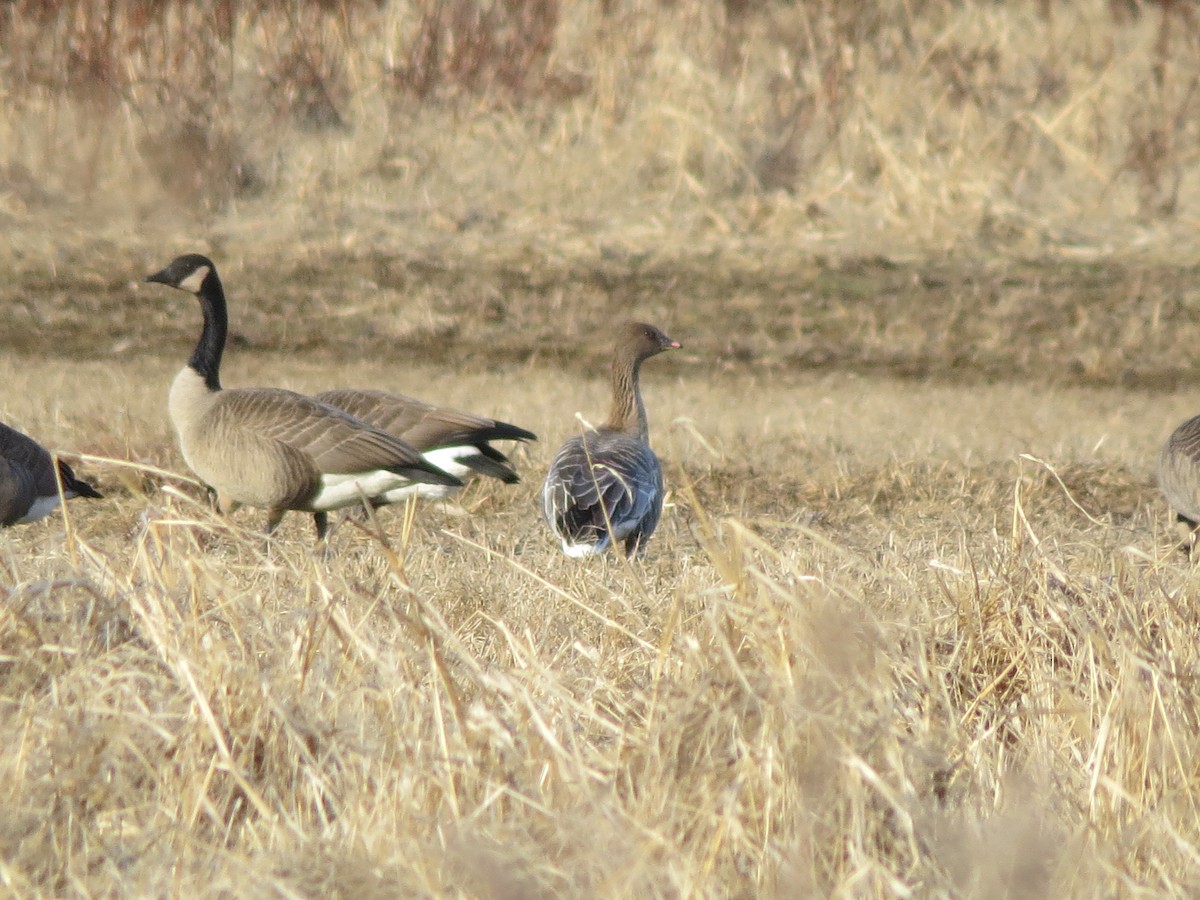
542, 322, 680, 557
316, 388, 536, 502
147, 254, 462, 541
0, 421, 102, 526
1158, 414, 1200, 539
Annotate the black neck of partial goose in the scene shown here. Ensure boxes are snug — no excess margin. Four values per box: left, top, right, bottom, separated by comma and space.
188, 271, 226, 391
605, 347, 650, 441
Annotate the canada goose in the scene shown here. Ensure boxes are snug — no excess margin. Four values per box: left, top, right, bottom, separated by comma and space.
542, 322, 680, 557
315, 388, 536, 504
1158, 414, 1200, 551
0, 421, 102, 526
145, 254, 462, 542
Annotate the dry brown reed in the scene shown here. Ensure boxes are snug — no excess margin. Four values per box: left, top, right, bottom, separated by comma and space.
0, 351, 1195, 896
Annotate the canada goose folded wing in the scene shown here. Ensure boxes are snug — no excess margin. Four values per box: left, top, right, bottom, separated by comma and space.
212, 389, 459, 485
317, 389, 537, 449
544, 430, 663, 549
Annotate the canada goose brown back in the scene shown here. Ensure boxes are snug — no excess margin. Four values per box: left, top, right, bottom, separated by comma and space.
317, 388, 536, 500
0, 421, 102, 526
146, 254, 462, 541
542, 322, 680, 557
1158, 414, 1200, 545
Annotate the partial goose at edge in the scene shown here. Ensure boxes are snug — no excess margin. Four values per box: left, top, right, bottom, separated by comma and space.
0, 421, 102, 527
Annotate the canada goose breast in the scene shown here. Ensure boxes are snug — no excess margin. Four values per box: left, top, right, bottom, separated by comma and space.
169, 367, 222, 445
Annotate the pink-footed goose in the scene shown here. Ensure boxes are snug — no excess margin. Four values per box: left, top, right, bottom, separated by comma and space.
145, 254, 462, 543
542, 322, 680, 557
315, 389, 536, 504
1158, 413, 1200, 550
0, 421, 101, 526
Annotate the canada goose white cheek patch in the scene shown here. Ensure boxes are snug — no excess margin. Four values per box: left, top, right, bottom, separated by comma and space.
178, 266, 210, 294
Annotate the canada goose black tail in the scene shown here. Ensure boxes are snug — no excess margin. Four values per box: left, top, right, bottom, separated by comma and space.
390, 462, 464, 488
460, 445, 522, 483
58, 460, 103, 499
484, 423, 538, 444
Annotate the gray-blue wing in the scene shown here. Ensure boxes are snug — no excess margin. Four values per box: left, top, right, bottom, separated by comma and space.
542, 429, 663, 556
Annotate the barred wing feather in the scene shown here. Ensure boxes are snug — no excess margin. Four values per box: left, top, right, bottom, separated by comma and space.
543, 429, 663, 557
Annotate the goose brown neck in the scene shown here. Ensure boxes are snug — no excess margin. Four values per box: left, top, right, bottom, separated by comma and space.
603, 346, 649, 441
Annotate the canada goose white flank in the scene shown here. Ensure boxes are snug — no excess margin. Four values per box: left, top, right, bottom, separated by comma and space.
542, 321, 680, 557
0, 421, 102, 527
145, 254, 462, 542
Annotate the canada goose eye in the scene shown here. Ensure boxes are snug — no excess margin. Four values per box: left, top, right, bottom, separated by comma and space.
178, 265, 210, 293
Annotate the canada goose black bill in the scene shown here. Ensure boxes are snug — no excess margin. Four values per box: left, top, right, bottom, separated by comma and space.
0, 421, 102, 527
316, 388, 537, 503
542, 322, 680, 557
146, 254, 462, 542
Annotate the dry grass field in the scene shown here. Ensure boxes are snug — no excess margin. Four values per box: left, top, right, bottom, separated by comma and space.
7, 0, 1200, 897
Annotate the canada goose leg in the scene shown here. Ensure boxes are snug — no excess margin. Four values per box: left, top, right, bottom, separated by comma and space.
311, 512, 335, 558
264, 508, 285, 536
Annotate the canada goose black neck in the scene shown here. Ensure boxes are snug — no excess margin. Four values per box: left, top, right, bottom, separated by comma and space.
189, 268, 227, 392
146, 254, 226, 392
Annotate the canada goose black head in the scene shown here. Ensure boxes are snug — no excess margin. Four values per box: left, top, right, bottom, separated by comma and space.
146, 253, 220, 296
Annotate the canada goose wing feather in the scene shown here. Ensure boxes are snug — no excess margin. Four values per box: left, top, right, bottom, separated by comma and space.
211, 389, 437, 477
317, 389, 537, 450
544, 430, 663, 547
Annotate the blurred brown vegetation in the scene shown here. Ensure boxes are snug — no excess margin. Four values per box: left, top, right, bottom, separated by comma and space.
4, 0, 1200, 256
